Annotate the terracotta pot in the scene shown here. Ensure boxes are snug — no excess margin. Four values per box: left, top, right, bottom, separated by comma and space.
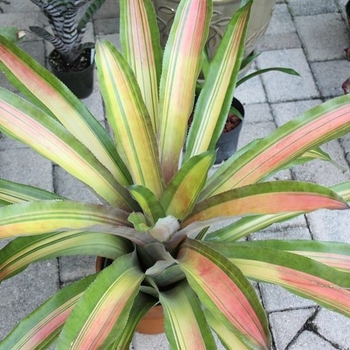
135, 305, 165, 334
95, 257, 165, 335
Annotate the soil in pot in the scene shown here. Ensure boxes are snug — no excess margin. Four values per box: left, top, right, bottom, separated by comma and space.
188, 97, 244, 164
49, 48, 95, 99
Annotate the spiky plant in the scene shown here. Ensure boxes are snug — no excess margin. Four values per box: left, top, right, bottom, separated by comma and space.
0, 0, 350, 348
29, 0, 106, 63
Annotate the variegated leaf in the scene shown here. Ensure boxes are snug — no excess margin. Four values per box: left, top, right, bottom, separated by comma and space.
182, 181, 349, 228
215, 244, 350, 318
202, 95, 350, 198
0, 231, 132, 281
177, 239, 270, 349
0, 35, 131, 186
0, 200, 130, 239
159, 281, 216, 349
120, 0, 162, 131
0, 88, 134, 209
0, 275, 96, 350
161, 151, 215, 220
158, 0, 212, 182
184, 1, 251, 160
0, 178, 63, 206
56, 252, 144, 349
96, 40, 164, 198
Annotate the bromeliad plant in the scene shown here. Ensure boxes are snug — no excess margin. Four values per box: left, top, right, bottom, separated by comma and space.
0, 0, 350, 348
29, 0, 106, 64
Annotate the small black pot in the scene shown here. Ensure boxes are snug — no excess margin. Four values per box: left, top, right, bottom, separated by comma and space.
48, 48, 95, 99
215, 98, 244, 164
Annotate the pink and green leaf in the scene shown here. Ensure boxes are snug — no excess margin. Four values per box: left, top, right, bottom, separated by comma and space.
177, 238, 271, 349
241, 240, 350, 273
184, 1, 251, 160
158, 0, 212, 182
182, 181, 349, 228
0, 178, 63, 206
214, 244, 350, 318
109, 293, 157, 349
204, 181, 350, 242
161, 151, 215, 220
0, 88, 134, 209
96, 40, 164, 198
0, 200, 130, 239
0, 231, 132, 281
0, 35, 131, 186
159, 281, 216, 349
120, 0, 162, 131
202, 95, 350, 198
204, 309, 250, 350
56, 252, 144, 349
0, 275, 96, 350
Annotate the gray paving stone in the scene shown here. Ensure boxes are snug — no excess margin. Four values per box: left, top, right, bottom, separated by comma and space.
261, 284, 316, 313
53, 166, 101, 203
59, 255, 96, 284
252, 226, 312, 241
271, 99, 323, 127
291, 140, 350, 186
315, 309, 350, 349
295, 13, 349, 62
0, 148, 53, 191
94, 17, 120, 35
259, 3, 301, 51
287, 0, 339, 16
307, 208, 350, 243
241, 102, 273, 124
257, 49, 319, 102
311, 60, 350, 98
289, 330, 338, 349
0, 260, 59, 341
238, 119, 276, 150
269, 308, 316, 350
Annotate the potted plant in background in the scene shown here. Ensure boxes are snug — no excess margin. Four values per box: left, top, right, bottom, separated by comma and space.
28, 0, 107, 98
0, 0, 350, 349
152, 0, 275, 76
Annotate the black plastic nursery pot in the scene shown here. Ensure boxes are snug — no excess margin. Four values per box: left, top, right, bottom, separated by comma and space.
214, 97, 244, 164
48, 47, 95, 99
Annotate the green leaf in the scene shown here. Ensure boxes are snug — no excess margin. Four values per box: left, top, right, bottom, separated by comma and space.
0, 231, 131, 282
204, 181, 350, 242
202, 94, 350, 198
56, 252, 144, 349
158, 0, 212, 182
0, 200, 130, 239
96, 40, 164, 198
161, 151, 215, 220
109, 293, 157, 349
0, 35, 131, 187
241, 240, 350, 273
0, 88, 134, 209
120, 0, 162, 131
177, 239, 270, 349
182, 181, 349, 228
0, 178, 63, 206
159, 281, 216, 349
236, 67, 299, 87
0, 275, 96, 350
215, 243, 350, 318
0, 28, 25, 43
184, 1, 251, 160
129, 185, 165, 224
204, 309, 250, 350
